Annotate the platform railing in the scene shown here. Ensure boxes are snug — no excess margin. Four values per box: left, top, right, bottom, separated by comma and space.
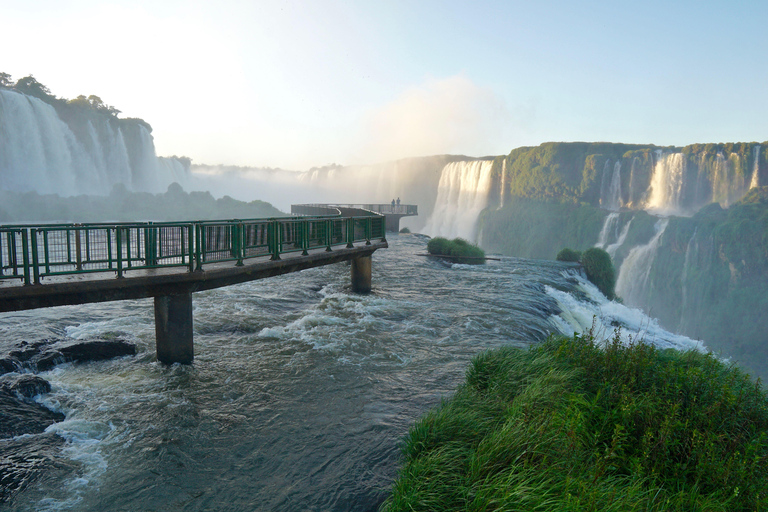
0, 215, 386, 285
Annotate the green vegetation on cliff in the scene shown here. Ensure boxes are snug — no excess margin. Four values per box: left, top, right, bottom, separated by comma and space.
0, 183, 284, 223
381, 333, 768, 512
556, 247, 616, 300
427, 237, 485, 264
581, 247, 616, 300
479, 197, 606, 260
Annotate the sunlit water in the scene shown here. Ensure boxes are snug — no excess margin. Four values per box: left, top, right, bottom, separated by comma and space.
0, 234, 704, 511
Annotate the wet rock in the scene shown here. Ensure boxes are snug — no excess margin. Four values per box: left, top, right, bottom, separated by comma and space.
58, 339, 136, 362
0, 386, 64, 440
0, 432, 70, 504
3, 338, 137, 373
33, 351, 66, 372
0, 357, 21, 376
1, 374, 52, 399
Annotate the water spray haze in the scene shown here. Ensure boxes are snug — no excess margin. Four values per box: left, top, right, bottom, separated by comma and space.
352, 75, 511, 163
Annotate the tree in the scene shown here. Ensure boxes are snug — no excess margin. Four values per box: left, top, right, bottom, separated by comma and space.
0, 72, 12, 88
14, 75, 53, 100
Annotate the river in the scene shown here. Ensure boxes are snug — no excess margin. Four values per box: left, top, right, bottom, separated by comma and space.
0, 234, 703, 511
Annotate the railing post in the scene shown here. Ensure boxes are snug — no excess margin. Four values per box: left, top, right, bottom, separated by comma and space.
235, 222, 244, 266
75, 227, 83, 270
346, 218, 354, 248
365, 217, 371, 245
194, 224, 204, 271
269, 220, 281, 261
301, 220, 309, 256
116, 227, 124, 278
187, 224, 195, 272
325, 220, 333, 252
30, 229, 41, 285
21, 230, 31, 286
107, 228, 114, 270
43, 230, 51, 276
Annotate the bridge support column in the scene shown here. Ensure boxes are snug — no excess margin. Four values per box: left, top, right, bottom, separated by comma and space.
154, 293, 194, 364
350, 255, 372, 293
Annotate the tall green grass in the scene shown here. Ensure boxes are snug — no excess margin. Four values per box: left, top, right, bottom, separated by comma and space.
380, 332, 768, 511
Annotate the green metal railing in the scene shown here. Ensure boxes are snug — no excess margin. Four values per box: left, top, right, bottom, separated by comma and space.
0, 215, 385, 285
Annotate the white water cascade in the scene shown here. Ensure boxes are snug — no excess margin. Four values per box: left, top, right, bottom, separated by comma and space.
646, 152, 685, 215
595, 213, 619, 248
615, 218, 669, 306
0, 89, 189, 196
605, 218, 633, 259
595, 212, 633, 259
751, 145, 761, 189
423, 160, 494, 241
499, 159, 506, 209
601, 162, 622, 211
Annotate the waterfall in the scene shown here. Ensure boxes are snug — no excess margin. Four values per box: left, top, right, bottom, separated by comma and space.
423, 160, 494, 241
599, 160, 611, 208
0, 89, 189, 196
646, 153, 685, 215
606, 162, 622, 210
615, 218, 669, 305
605, 218, 633, 259
595, 212, 633, 259
751, 145, 761, 189
595, 213, 619, 248
499, 159, 506, 209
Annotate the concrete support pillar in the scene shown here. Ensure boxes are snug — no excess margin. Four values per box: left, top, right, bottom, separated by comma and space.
154, 293, 194, 364
350, 255, 372, 293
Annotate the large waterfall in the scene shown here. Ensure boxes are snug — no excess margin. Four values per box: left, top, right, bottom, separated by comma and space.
423, 160, 493, 241
0, 89, 189, 196
751, 145, 761, 189
646, 152, 685, 215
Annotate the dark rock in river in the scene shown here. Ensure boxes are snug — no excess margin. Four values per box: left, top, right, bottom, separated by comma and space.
0, 432, 71, 504
1, 374, 52, 399
0, 386, 64, 439
0, 338, 137, 375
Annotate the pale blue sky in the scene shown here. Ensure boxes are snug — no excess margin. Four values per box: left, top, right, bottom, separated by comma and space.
3, 0, 766, 169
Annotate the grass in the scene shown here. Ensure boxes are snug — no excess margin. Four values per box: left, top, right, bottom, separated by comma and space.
380, 331, 768, 511
427, 237, 486, 264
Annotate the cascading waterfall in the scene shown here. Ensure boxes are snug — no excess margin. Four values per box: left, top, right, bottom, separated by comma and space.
423, 160, 494, 241
646, 153, 685, 215
751, 145, 761, 189
605, 218, 633, 259
604, 162, 622, 211
0, 89, 189, 196
595, 213, 619, 248
499, 159, 506, 209
599, 160, 611, 208
595, 212, 633, 259
615, 218, 669, 306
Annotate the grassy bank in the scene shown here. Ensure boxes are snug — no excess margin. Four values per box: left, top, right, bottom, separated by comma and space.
381, 333, 768, 511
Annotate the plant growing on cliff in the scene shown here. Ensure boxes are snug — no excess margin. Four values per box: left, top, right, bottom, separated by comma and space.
556, 247, 581, 262
581, 247, 616, 299
381, 332, 768, 511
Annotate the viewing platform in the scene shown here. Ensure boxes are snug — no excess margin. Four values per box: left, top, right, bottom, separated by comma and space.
291, 203, 417, 232
0, 214, 387, 364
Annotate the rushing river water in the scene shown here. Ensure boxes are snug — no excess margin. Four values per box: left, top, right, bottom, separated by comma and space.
0, 234, 704, 511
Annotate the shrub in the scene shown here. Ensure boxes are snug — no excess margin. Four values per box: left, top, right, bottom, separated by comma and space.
427, 237, 485, 264
399, 227, 411, 233
556, 247, 581, 262
581, 247, 616, 299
